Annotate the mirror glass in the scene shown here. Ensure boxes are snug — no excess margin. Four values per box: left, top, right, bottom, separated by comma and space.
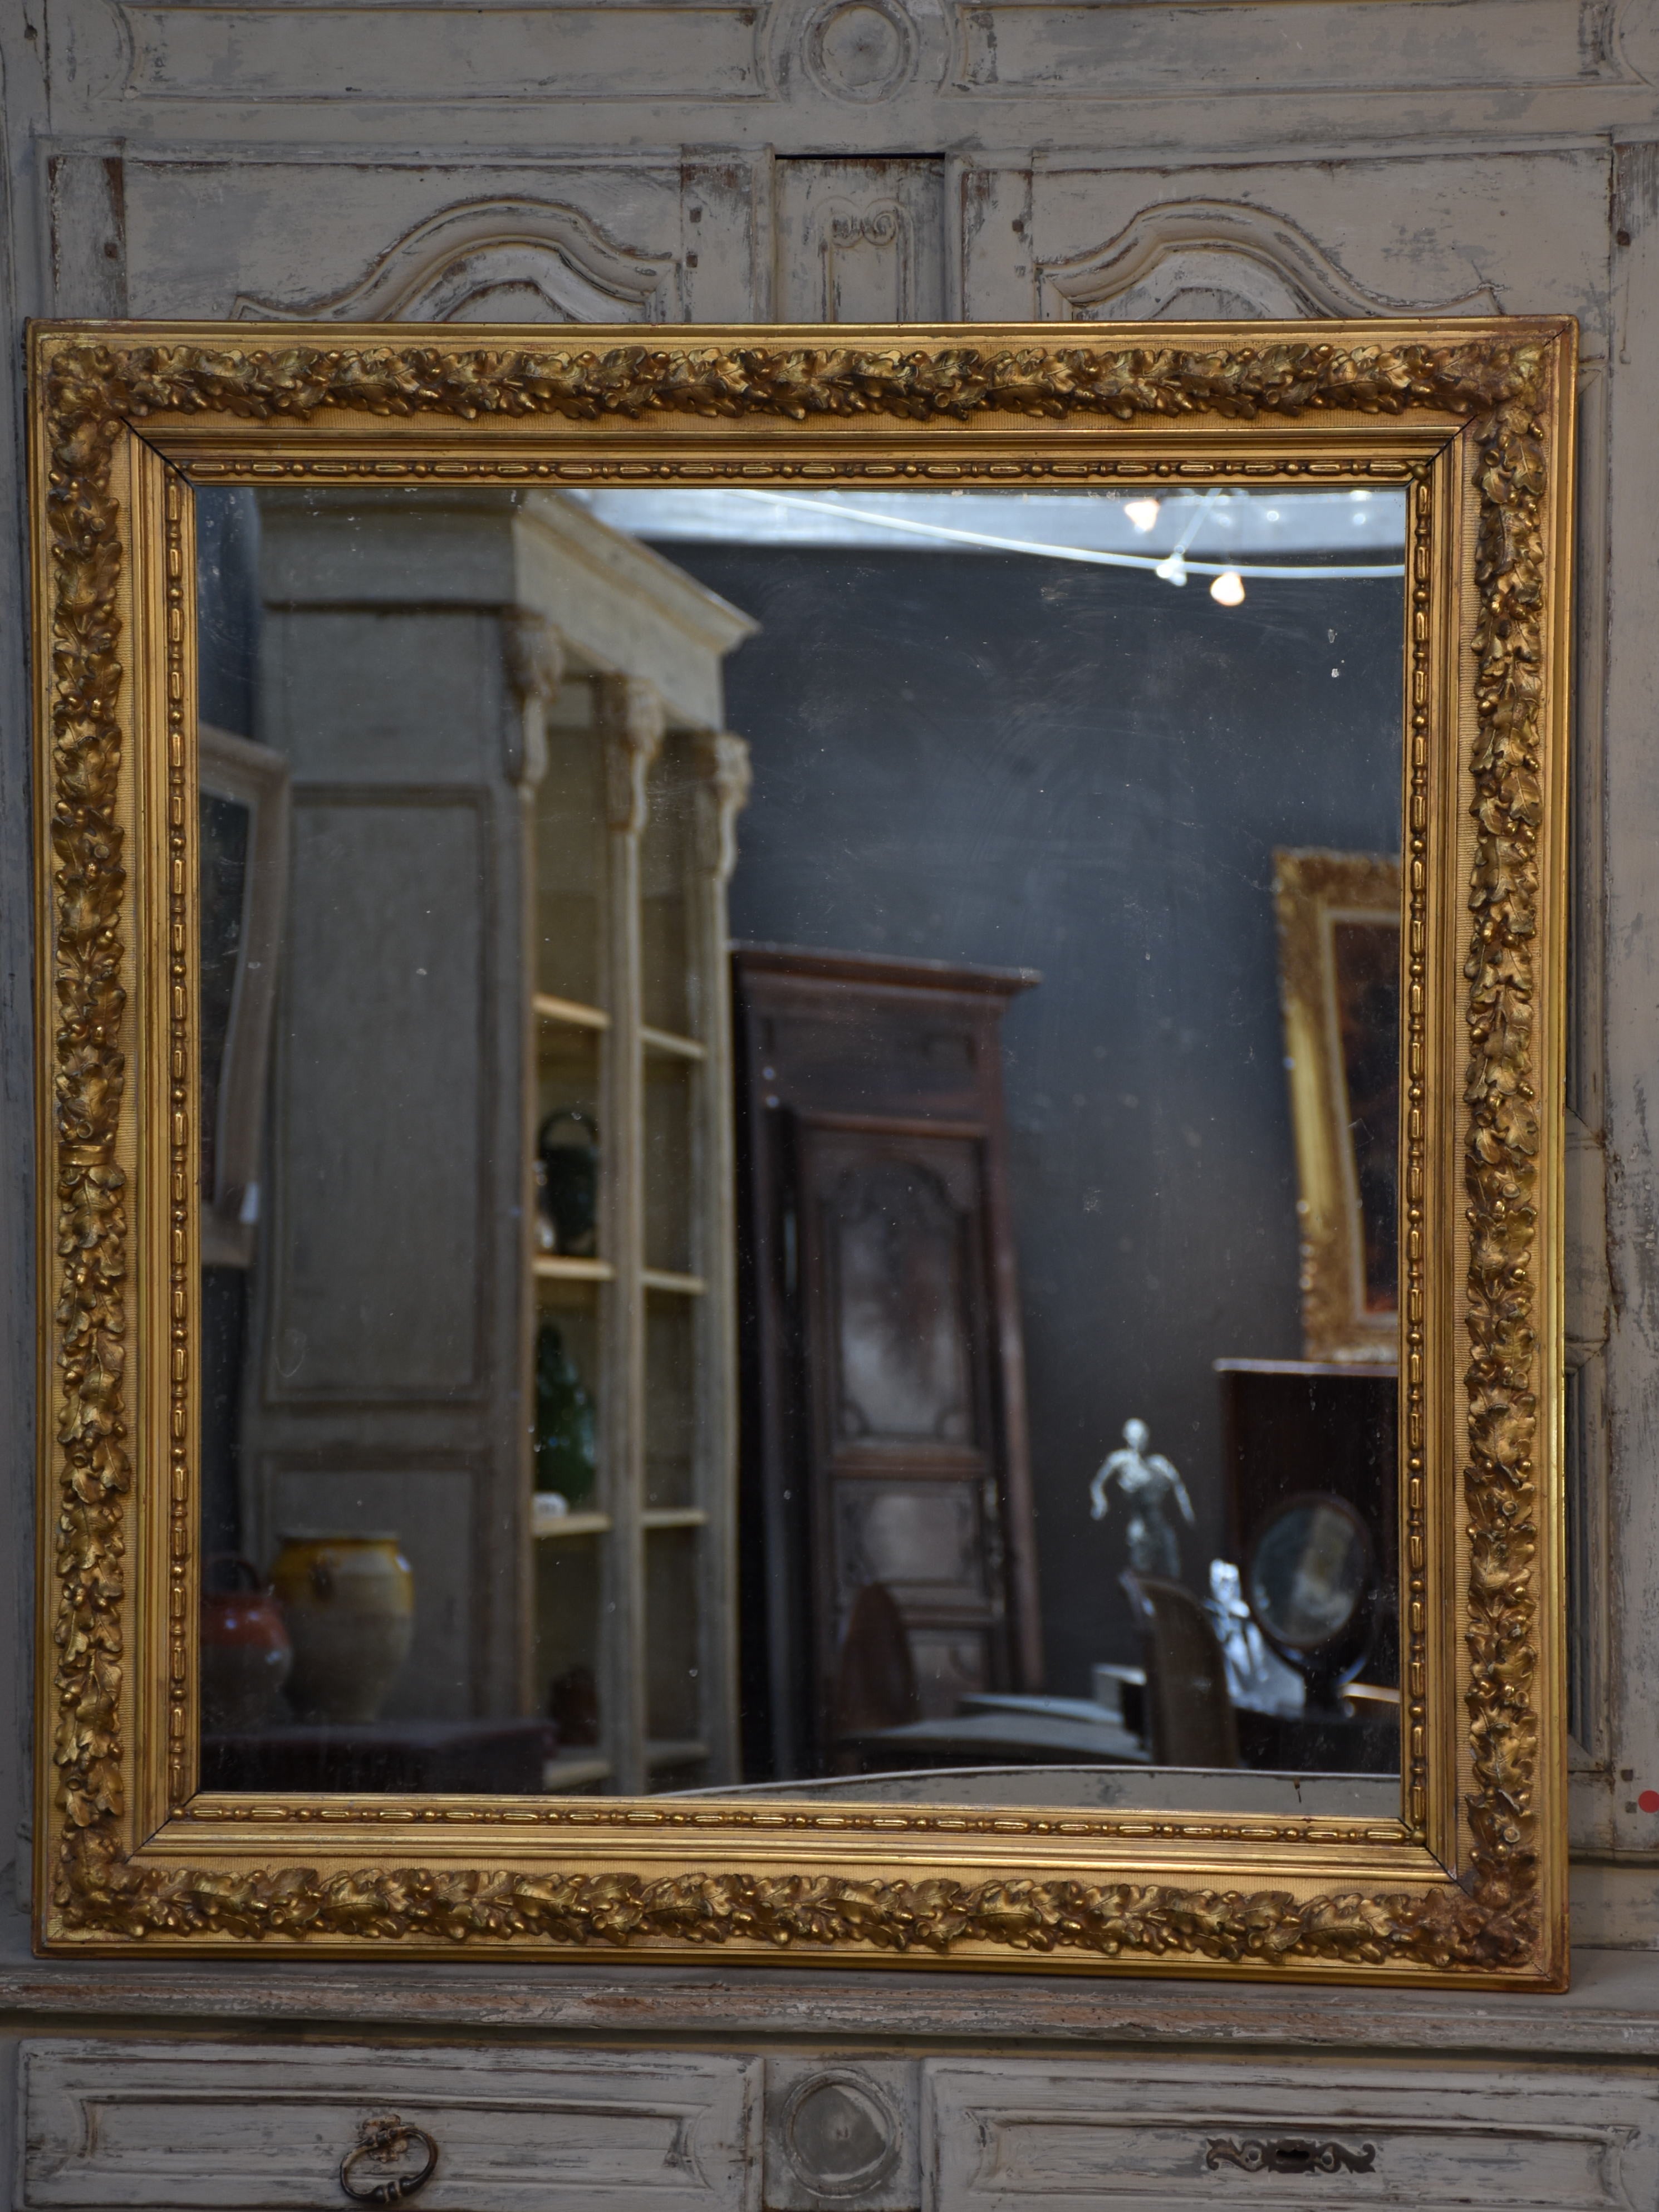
1249, 1499, 1371, 1650
195, 478, 1406, 1818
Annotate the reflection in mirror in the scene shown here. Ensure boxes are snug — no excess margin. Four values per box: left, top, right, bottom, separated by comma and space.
1247, 1494, 1375, 1711
196, 479, 1405, 1816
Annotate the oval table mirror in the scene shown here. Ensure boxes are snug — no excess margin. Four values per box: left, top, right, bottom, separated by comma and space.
1246, 1494, 1375, 1713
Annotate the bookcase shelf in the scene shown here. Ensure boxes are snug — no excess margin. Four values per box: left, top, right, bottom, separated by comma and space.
534, 1255, 615, 1284
534, 992, 611, 1031
524, 549, 753, 1798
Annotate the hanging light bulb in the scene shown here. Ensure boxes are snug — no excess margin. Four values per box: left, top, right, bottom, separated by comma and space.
1209, 570, 1246, 607
1154, 552, 1187, 586
1123, 497, 1161, 533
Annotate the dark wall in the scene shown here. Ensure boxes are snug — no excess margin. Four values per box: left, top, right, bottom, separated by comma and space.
667, 542, 1397, 1690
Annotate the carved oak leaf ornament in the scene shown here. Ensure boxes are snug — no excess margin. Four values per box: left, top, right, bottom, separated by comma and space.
42, 335, 1549, 1965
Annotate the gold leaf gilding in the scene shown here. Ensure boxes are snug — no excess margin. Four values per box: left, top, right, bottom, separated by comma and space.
38, 333, 1559, 1972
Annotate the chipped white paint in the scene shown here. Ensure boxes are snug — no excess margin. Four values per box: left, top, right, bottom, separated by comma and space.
921, 2057, 1659, 2212
21, 2042, 762, 2210
232, 197, 676, 323
3, 0, 1659, 2152
1037, 198, 1504, 323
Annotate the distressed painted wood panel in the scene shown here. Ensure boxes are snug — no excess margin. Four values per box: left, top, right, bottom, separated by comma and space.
922, 2057, 1659, 2212
21, 2041, 762, 2211
118, 5, 771, 106
1029, 153, 1612, 340
1, 0, 1656, 1960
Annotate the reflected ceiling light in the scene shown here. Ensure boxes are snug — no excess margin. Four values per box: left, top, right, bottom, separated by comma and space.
1123, 498, 1162, 533
1210, 570, 1246, 607
706, 489, 1406, 581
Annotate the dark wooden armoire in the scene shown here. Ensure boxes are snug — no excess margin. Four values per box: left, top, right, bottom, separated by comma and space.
733, 944, 1042, 1781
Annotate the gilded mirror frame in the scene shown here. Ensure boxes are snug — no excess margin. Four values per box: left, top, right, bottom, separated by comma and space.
1273, 846, 1403, 1365
30, 317, 1573, 1986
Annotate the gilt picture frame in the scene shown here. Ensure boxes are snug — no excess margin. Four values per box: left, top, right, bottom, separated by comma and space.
1274, 847, 1402, 1365
31, 317, 1573, 1985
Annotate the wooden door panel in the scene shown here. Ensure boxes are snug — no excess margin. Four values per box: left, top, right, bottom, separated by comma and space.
833, 1479, 991, 1612
824, 1150, 981, 1450
908, 1631, 993, 1719
733, 947, 1040, 1778
798, 1116, 1005, 1737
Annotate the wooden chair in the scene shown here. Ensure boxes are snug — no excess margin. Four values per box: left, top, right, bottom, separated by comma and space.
830, 1581, 921, 1764
1121, 1571, 1240, 1769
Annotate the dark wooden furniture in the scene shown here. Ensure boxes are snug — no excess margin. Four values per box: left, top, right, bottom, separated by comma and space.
1215, 1357, 1400, 1690
838, 1688, 1396, 1776
199, 1718, 558, 1794
840, 1703, 1146, 1774
1122, 1572, 1240, 1769
831, 1580, 921, 1749
734, 944, 1041, 1781
1233, 1700, 1399, 1774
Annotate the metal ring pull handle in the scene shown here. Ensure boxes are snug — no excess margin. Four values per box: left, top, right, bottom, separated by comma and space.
340, 2116, 439, 2205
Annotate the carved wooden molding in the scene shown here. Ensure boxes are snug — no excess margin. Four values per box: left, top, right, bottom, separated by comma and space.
232, 199, 673, 324
602, 676, 667, 831
1040, 200, 1502, 323
502, 612, 565, 787
771, 0, 948, 106
503, 611, 566, 708
694, 732, 753, 882
32, 326, 1567, 1976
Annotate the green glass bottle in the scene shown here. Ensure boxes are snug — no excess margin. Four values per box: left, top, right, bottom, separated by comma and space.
534, 1320, 597, 1505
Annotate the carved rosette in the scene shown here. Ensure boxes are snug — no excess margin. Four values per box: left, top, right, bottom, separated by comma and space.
37, 332, 1558, 1970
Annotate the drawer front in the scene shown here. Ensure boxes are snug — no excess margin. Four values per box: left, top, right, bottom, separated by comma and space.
22, 2040, 759, 2211
922, 2058, 1659, 2212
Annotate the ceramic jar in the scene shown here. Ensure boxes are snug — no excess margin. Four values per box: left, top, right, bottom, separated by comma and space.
271, 1533, 415, 1724
200, 1556, 293, 1730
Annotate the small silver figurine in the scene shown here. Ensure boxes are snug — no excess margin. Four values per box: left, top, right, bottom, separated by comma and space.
1204, 1557, 1300, 1708
1089, 1416, 1196, 1580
